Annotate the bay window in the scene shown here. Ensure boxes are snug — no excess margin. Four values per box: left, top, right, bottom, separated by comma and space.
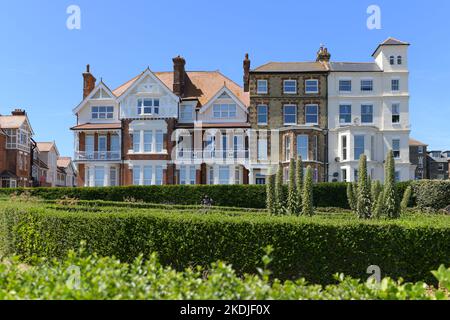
354, 135, 365, 160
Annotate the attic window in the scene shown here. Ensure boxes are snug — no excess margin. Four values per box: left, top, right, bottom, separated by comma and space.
137, 98, 160, 115
389, 56, 395, 65
92, 106, 114, 119
397, 56, 402, 65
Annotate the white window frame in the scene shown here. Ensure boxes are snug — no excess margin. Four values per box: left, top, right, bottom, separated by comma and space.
360, 79, 373, 92
257, 105, 268, 125
219, 166, 230, 185
391, 78, 400, 92
213, 104, 237, 119
361, 104, 374, 124
283, 104, 297, 125
354, 135, 365, 160
342, 135, 348, 161
338, 79, 352, 92
392, 139, 401, 159
305, 104, 319, 125
305, 79, 319, 94
297, 135, 309, 161
285, 135, 291, 161
137, 98, 160, 116
257, 80, 268, 94
283, 80, 297, 94
392, 103, 401, 123
339, 104, 352, 125
92, 106, 114, 120
180, 105, 194, 122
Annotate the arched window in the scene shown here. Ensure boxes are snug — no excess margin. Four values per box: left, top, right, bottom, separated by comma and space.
390, 56, 395, 65
397, 56, 402, 65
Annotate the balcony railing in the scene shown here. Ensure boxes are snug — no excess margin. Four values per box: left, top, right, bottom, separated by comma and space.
175, 149, 249, 162
75, 151, 121, 161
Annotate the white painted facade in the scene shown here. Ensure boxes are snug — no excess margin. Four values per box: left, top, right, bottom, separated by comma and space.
328, 40, 413, 182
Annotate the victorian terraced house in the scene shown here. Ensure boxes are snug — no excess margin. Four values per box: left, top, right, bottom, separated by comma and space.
72, 37, 414, 186
245, 50, 329, 184
72, 58, 250, 187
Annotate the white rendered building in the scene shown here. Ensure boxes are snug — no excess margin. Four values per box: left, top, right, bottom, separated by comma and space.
327, 38, 414, 182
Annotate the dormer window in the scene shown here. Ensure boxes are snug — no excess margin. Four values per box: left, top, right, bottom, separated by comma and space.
137, 98, 160, 115
389, 56, 395, 65
397, 56, 402, 65
92, 106, 114, 119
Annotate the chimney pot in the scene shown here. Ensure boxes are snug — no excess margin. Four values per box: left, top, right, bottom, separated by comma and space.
172, 56, 186, 97
243, 53, 251, 92
12, 109, 26, 116
83, 64, 96, 99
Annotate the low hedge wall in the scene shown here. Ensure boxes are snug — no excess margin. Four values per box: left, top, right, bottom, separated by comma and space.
412, 180, 450, 211
0, 182, 412, 209
1, 203, 447, 285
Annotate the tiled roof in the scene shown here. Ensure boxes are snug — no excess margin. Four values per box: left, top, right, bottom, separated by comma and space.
57, 157, 72, 168
71, 123, 122, 130
372, 37, 409, 56
112, 71, 249, 107
0, 115, 27, 129
36, 142, 55, 152
409, 138, 428, 147
251, 62, 328, 73
329, 62, 382, 72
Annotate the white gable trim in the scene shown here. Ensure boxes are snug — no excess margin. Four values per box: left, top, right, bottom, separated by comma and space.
116, 68, 180, 103
199, 86, 247, 114
72, 82, 116, 114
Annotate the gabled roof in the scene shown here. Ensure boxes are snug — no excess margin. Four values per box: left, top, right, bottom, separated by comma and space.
409, 138, 428, 147
57, 157, 72, 168
251, 62, 328, 73
113, 68, 180, 103
73, 81, 116, 114
0, 114, 34, 134
198, 86, 248, 114
329, 62, 382, 72
36, 141, 59, 156
113, 70, 249, 107
372, 37, 410, 57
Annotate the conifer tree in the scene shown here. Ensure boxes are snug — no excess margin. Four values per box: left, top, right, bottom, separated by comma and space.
400, 186, 412, 213
266, 168, 275, 214
274, 163, 285, 215
347, 183, 356, 212
295, 156, 304, 212
287, 158, 298, 215
356, 154, 372, 219
383, 150, 400, 218
302, 166, 314, 216
371, 180, 382, 212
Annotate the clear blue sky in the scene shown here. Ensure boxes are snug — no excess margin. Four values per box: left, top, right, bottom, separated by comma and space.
1, 0, 449, 156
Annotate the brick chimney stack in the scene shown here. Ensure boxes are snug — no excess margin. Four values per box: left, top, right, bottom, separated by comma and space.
11, 109, 26, 116
172, 56, 186, 97
243, 53, 250, 92
316, 46, 331, 62
82, 64, 97, 99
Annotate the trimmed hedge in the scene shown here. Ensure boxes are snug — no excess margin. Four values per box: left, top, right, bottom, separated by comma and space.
1, 202, 447, 285
0, 182, 413, 209
1, 249, 449, 300
412, 180, 450, 211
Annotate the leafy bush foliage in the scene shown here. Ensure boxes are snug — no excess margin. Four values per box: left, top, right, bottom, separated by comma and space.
1, 202, 448, 285
0, 182, 412, 210
412, 180, 450, 211
0, 247, 448, 300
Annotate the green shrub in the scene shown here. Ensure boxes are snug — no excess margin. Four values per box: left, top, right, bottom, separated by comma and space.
1, 202, 448, 285
356, 155, 372, 219
0, 247, 448, 300
0, 182, 412, 210
412, 180, 450, 211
